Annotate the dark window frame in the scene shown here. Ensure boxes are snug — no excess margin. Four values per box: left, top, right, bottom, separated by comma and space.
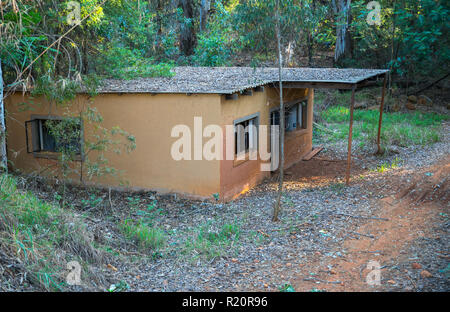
25, 114, 84, 161
270, 99, 308, 132
233, 113, 259, 156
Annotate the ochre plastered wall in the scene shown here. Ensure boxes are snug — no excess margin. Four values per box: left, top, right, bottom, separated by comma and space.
5, 87, 314, 201
219, 87, 313, 200
219, 89, 270, 200
5, 92, 222, 198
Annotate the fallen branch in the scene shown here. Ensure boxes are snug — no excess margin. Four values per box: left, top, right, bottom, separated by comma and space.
334, 213, 389, 221
313, 122, 334, 133
272, 222, 312, 231
314, 157, 341, 162
108, 187, 113, 209
303, 277, 342, 284
405, 272, 417, 290
411, 72, 450, 95
350, 231, 375, 239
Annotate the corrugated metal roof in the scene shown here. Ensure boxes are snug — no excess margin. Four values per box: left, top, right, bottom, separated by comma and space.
98, 66, 389, 94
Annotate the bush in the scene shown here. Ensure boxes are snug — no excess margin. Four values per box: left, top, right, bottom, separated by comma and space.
193, 32, 231, 66
192, 1, 235, 66
96, 45, 174, 79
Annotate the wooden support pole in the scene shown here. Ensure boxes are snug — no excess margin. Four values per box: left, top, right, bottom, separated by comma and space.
345, 85, 357, 185
376, 73, 388, 154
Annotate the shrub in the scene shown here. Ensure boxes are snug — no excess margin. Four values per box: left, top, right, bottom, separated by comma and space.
96, 45, 174, 79
193, 32, 231, 66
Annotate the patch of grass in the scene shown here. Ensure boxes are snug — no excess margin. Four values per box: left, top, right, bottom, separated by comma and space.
135, 200, 164, 226
279, 283, 295, 292
316, 105, 448, 148
0, 174, 101, 291
249, 230, 270, 245
182, 219, 241, 260
119, 219, 166, 251
107, 280, 130, 292
328, 182, 346, 193
282, 195, 295, 208
372, 157, 402, 173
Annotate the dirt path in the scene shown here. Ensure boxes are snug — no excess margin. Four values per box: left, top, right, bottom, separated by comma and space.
290, 155, 449, 292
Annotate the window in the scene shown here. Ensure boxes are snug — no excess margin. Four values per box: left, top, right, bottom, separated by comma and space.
271, 100, 307, 132
25, 116, 82, 156
234, 114, 258, 156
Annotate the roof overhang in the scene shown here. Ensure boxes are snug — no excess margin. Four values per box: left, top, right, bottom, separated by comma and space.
272, 69, 389, 90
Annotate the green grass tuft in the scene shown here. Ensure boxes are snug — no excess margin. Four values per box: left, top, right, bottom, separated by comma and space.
0, 174, 101, 291
119, 219, 166, 251
182, 220, 241, 260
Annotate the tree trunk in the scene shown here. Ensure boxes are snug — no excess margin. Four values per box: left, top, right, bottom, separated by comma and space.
273, 0, 285, 222
179, 0, 196, 56
199, 0, 210, 32
307, 0, 316, 66
0, 58, 7, 172
389, 0, 397, 92
333, 0, 351, 63
307, 33, 313, 66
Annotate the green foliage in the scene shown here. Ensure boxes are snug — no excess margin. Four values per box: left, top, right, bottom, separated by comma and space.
193, 32, 231, 66
31, 75, 80, 106
279, 283, 295, 292
95, 45, 174, 79
0, 0, 109, 82
233, 0, 327, 57
0, 173, 100, 291
1, 0, 449, 86
107, 280, 130, 292
0, 0, 450, 85
136, 200, 164, 227
193, 1, 235, 66
348, 0, 449, 80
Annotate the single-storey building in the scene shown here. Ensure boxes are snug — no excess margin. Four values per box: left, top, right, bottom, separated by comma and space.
5, 67, 388, 200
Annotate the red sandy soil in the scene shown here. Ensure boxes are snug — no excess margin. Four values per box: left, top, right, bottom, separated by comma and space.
283, 156, 364, 190
287, 155, 449, 291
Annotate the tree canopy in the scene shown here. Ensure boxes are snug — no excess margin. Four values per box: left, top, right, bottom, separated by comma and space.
0, 0, 448, 87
